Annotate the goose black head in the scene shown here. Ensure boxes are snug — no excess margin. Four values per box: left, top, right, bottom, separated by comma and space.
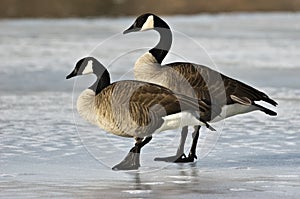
124, 13, 168, 34
66, 57, 108, 79
66, 57, 111, 94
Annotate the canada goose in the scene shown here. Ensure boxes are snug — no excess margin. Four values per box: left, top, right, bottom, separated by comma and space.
123, 13, 278, 162
66, 56, 217, 170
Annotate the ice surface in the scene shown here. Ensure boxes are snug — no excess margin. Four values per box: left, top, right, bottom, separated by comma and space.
0, 13, 299, 198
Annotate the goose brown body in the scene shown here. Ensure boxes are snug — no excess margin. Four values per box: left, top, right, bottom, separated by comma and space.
77, 80, 216, 138
136, 60, 277, 107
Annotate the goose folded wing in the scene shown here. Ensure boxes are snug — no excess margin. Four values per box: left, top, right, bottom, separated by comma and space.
128, 83, 218, 125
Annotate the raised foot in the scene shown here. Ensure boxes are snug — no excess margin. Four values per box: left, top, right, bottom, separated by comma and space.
154, 153, 197, 163
112, 152, 140, 171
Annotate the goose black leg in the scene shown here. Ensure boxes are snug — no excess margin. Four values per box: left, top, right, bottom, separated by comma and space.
175, 126, 201, 163
154, 126, 188, 162
112, 136, 152, 170
155, 126, 201, 163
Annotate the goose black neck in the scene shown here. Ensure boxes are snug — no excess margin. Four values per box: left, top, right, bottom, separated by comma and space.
89, 67, 111, 95
149, 18, 172, 64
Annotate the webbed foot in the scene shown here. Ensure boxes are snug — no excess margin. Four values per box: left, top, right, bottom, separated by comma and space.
112, 136, 152, 171
112, 152, 140, 170
175, 153, 197, 163
154, 154, 183, 162
154, 153, 197, 163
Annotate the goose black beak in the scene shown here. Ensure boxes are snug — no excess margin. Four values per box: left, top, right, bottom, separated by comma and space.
123, 24, 138, 34
66, 70, 76, 79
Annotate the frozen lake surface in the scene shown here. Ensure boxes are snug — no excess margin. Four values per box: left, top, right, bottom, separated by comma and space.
0, 12, 300, 198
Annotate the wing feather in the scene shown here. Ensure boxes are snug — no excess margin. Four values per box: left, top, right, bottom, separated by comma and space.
166, 62, 277, 107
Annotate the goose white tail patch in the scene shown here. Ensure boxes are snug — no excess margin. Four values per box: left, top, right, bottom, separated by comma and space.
211, 104, 258, 122
141, 15, 154, 31
157, 111, 205, 132
82, 60, 94, 75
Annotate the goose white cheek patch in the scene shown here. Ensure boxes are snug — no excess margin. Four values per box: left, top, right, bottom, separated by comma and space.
141, 15, 154, 31
82, 60, 93, 75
